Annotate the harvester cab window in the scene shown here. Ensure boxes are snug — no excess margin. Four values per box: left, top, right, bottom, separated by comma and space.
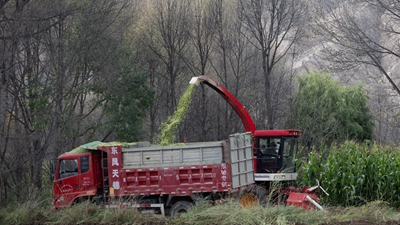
59, 159, 78, 179
259, 138, 280, 155
281, 138, 297, 173
257, 137, 299, 173
258, 137, 281, 173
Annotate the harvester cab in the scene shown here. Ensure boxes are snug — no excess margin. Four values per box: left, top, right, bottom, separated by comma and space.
258, 138, 285, 172
253, 130, 300, 182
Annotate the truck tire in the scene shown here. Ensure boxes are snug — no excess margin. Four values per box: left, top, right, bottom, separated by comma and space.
239, 186, 267, 208
170, 201, 192, 218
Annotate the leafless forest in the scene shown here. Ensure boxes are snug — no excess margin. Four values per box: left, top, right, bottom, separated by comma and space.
0, 0, 399, 202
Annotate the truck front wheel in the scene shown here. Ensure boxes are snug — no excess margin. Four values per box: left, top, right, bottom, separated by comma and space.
170, 201, 192, 218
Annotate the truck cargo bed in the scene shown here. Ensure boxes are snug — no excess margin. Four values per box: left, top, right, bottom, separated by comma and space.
102, 133, 254, 197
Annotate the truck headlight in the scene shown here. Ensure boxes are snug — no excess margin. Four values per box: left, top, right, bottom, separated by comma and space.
274, 175, 286, 180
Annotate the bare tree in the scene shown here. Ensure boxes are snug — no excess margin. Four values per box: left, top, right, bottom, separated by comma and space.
0, 0, 35, 201
313, 0, 400, 144
184, 0, 258, 141
210, 0, 231, 139
209, 0, 259, 137
183, 0, 216, 141
131, 1, 163, 142
238, 0, 307, 129
145, 1, 192, 117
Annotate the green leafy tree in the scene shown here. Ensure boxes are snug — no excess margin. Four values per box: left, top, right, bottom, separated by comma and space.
291, 70, 374, 147
92, 51, 155, 142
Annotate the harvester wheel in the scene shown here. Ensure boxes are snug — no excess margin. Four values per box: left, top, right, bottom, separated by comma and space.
170, 201, 192, 218
239, 186, 267, 208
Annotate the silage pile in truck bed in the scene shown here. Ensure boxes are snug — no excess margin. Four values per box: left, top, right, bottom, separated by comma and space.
67, 141, 137, 154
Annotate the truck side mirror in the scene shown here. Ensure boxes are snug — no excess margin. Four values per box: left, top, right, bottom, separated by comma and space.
49, 159, 57, 182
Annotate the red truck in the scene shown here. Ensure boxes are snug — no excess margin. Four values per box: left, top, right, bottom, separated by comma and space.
52, 133, 256, 217
52, 75, 323, 215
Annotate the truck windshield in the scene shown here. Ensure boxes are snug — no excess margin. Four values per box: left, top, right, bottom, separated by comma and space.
59, 159, 78, 179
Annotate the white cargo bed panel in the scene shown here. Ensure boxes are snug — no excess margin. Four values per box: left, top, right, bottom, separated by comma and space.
122, 142, 224, 168
229, 133, 254, 188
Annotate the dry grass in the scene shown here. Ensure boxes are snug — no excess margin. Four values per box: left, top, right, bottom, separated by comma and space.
324, 201, 400, 224
0, 198, 399, 225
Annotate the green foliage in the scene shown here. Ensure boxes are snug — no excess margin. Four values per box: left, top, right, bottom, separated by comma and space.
92, 50, 155, 142
0, 165, 54, 207
291, 70, 374, 146
159, 84, 195, 145
0, 186, 51, 224
298, 142, 400, 207
0, 203, 47, 225
26, 85, 52, 131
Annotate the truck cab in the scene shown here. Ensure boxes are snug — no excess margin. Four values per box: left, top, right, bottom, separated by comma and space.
52, 149, 102, 209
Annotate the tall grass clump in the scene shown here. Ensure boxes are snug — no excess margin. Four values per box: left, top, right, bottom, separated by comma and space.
179, 198, 327, 225
326, 201, 400, 223
46, 200, 162, 225
298, 142, 400, 207
1, 199, 163, 225
0, 201, 48, 225
0, 186, 52, 225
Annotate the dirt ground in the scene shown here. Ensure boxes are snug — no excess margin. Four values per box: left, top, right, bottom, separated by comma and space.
18, 221, 400, 225
44, 221, 400, 225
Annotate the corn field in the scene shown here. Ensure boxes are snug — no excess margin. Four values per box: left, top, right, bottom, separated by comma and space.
298, 142, 400, 208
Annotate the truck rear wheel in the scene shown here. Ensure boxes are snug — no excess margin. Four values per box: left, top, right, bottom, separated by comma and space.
239, 186, 267, 208
170, 201, 192, 218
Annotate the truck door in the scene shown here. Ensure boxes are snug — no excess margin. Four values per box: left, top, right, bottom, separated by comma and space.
53, 157, 82, 207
